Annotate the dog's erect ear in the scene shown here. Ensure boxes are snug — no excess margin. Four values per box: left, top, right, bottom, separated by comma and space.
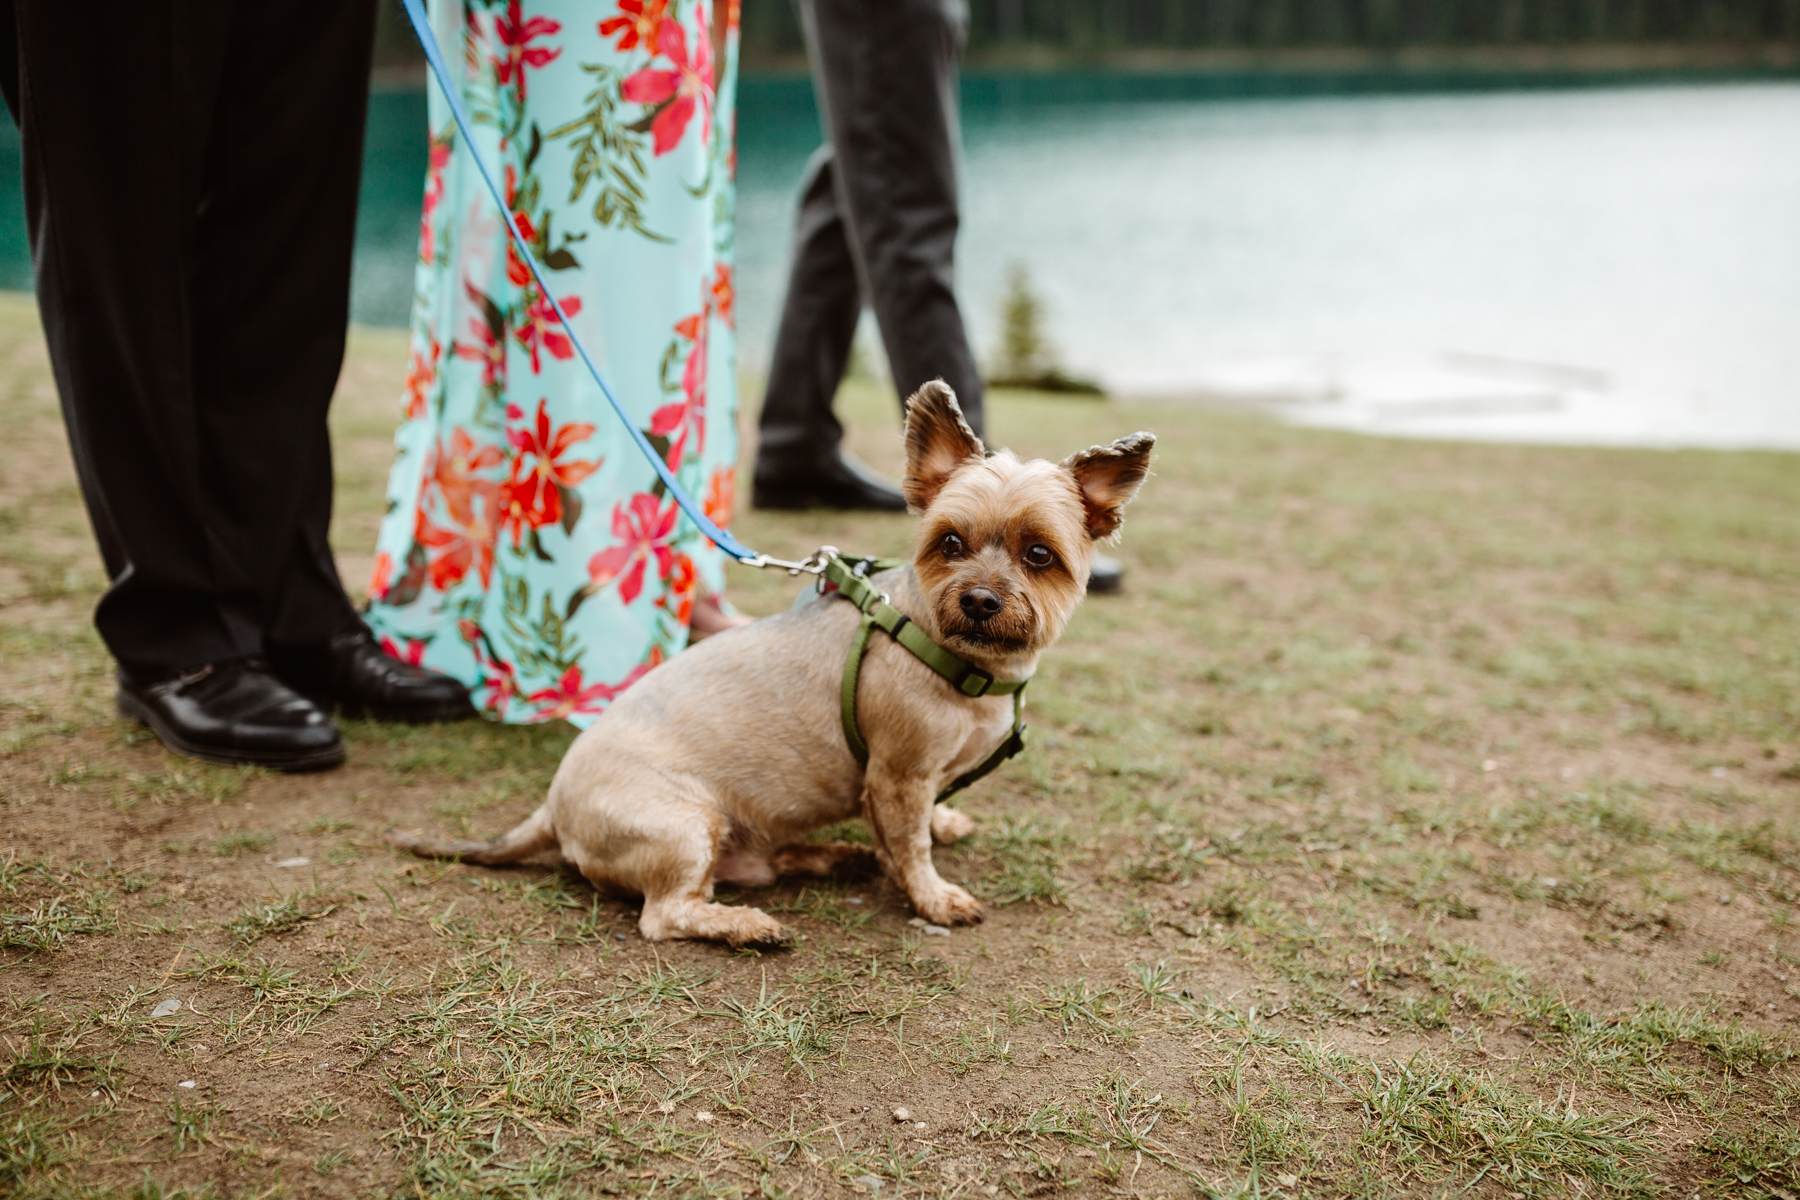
903, 380, 985, 510
1062, 432, 1156, 540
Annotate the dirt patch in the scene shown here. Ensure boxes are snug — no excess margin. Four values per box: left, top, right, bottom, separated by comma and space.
2, 294, 1796, 1197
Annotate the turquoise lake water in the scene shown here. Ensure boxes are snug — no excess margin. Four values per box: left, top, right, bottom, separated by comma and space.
2, 71, 1796, 447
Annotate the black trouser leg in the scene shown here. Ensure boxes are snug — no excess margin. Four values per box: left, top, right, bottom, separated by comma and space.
0, 6, 18, 123
192, 1, 374, 647
11, 2, 373, 678
758, 0, 985, 463
755, 146, 864, 469
13, 3, 256, 680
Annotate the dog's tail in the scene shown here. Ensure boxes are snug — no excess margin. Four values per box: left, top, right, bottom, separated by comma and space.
386, 803, 555, 867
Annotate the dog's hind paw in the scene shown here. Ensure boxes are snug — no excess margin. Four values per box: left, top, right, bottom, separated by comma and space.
771, 842, 879, 881
641, 899, 792, 949
913, 883, 985, 926
930, 806, 976, 845
725, 910, 793, 950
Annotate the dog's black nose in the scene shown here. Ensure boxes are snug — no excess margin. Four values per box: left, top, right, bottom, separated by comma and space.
960, 587, 1003, 622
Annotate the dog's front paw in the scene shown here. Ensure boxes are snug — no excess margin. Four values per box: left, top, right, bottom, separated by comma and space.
914, 883, 984, 926
930, 806, 976, 845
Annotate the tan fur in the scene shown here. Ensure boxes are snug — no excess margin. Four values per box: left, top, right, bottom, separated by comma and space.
387, 382, 1154, 947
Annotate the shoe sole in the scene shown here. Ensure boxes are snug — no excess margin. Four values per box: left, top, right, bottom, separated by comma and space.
300, 687, 477, 724
328, 698, 478, 724
116, 693, 347, 774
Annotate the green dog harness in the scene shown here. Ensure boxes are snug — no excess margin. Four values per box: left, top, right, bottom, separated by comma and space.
817, 551, 1030, 801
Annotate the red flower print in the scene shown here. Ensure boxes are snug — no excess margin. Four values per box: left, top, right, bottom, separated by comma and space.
681, 313, 708, 402
501, 165, 543, 288
514, 290, 582, 374
497, 468, 561, 546
452, 281, 509, 391
525, 665, 613, 721
420, 137, 451, 263
379, 635, 428, 667
478, 665, 518, 714
710, 263, 734, 328
418, 427, 504, 590
506, 212, 538, 287
494, 0, 561, 101
650, 311, 707, 467
649, 391, 704, 469
657, 552, 697, 625
429, 427, 505, 527
507, 398, 600, 488
367, 551, 394, 601
588, 492, 680, 605
497, 399, 601, 541
526, 652, 661, 722
403, 336, 442, 420
620, 14, 714, 156
599, 0, 666, 52
419, 499, 498, 591
462, 5, 484, 75
703, 466, 735, 533
462, 620, 520, 715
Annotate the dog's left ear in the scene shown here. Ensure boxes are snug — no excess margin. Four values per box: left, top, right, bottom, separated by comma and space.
1062, 432, 1156, 540
903, 380, 985, 510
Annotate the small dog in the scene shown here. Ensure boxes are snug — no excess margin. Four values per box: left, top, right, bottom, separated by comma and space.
390, 382, 1154, 946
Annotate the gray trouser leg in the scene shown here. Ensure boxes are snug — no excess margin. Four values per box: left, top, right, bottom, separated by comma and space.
756, 145, 862, 467
756, 0, 984, 476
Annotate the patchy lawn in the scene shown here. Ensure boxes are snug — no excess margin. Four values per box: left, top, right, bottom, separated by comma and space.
1, 292, 1796, 1198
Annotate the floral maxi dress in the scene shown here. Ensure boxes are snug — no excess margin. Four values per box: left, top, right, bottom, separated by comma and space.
366, 0, 740, 725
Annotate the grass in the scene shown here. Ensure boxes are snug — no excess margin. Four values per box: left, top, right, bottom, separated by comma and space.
1700, 1126, 1800, 1198
1354, 1054, 1654, 1196
0, 296, 1796, 1195
224, 893, 335, 945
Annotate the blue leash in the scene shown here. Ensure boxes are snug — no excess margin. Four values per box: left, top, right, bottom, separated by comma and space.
400, 0, 767, 566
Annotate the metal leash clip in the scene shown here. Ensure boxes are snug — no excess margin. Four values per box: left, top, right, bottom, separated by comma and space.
740, 545, 836, 577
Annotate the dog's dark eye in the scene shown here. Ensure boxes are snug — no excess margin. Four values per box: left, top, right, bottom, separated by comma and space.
1023, 543, 1056, 569
939, 532, 966, 559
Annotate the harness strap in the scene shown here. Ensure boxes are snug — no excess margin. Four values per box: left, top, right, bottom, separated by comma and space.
841, 613, 876, 765
940, 691, 1029, 800
824, 553, 1030, 799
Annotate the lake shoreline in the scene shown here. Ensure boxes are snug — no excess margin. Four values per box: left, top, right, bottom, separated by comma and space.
159, 78, 1800, 454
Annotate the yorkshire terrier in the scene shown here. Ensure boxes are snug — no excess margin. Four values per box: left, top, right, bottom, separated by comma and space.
390, 382, 1154, 946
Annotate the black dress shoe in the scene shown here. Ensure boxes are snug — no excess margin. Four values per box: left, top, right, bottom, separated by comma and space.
270, 627, 474, 723
1088, 553, 1126, 595
117, 660, 345, 773
752, 451, 909, 512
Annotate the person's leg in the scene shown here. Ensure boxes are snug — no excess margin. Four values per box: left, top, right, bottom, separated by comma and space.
804, 0, 985, 439
751, 141, 907, 511
12, 1, 260, 680
189, 0, 375, 649
0, 3, 17, 122
198, 1, 467, 722
689, 590, 753, 641
12, 2, 350, 767
754, 146, 862, 468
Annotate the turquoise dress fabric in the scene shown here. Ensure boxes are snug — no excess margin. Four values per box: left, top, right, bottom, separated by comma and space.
365, 0, 740, 725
